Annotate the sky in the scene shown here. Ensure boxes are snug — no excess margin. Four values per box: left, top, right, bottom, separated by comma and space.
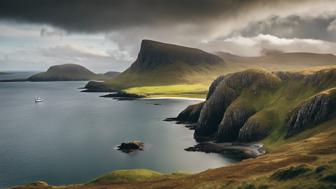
0, 0, 336, 72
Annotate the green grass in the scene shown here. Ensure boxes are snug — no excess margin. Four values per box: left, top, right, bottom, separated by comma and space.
89, 169, 163, 184
89, 169, 191, 185
125, 84, 209, 98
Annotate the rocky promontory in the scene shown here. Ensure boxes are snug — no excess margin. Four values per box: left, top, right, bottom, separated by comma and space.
173, 67, 336, 144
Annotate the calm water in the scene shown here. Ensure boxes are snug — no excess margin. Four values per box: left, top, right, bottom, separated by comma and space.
0, 73, 236, 188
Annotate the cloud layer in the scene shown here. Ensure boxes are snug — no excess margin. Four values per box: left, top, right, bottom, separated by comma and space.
1, 0, 336, 71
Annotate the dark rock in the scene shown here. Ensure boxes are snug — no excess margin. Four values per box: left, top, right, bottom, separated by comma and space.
238, 115, 273, 142
303, 68, 336, 87
185, 123, 198, 130
117, 140, 144, 153
175, 102, 204, 124
195, 70, 281, 140
206, 75, 226, 100
127, 40, 224, 72
286, 88, 336, 137
83, 81, 119, 92
0, 78, 28, 82
185, 142, 265, 159
275, 71, 305, 81
100, 92, 146, 100
216, 103, 255, 142
163, 117, 178, 122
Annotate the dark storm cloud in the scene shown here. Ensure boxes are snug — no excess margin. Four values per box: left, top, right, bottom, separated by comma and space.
0, 0, 306, 33
238, 16, 336, 42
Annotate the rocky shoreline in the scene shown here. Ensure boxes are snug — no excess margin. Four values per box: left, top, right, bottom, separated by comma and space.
164, 117, 266, 159
185, 142, 265, 159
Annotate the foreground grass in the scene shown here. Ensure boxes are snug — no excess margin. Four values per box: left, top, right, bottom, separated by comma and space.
89, 169, 163, 184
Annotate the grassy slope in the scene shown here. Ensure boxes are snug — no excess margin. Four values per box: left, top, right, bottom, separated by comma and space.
104, 53, 336, 98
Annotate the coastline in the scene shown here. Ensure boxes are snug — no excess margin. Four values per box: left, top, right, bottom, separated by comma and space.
143, 96, 205, 101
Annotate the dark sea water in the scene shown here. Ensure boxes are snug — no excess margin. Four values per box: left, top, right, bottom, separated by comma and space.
0, 73, 236, 188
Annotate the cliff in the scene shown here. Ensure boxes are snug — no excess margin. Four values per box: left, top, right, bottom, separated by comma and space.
175, 67, 336, 143
127, 40, 224, 72
84, 40, 226, 91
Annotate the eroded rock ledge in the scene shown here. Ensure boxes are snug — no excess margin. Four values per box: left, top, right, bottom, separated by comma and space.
185, 142, 265, 159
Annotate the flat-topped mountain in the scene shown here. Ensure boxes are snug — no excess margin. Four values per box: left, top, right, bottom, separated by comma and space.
127, 40, 224, 72
28, 64, 96, 81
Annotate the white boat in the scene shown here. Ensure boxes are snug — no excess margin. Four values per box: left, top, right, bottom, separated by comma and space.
35, 97, 43, 103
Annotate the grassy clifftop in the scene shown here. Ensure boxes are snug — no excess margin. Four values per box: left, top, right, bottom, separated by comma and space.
84, 40, 336, 98
174, 67, 336, 149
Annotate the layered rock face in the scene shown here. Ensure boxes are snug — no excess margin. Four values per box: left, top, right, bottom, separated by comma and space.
176, 67, 336, 143
194, 69, 281, 141
127, 40, 224, 72
286, 88, 336, 137
176, 102, 204, 124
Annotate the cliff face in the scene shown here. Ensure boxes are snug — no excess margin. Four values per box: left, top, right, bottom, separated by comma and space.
286, 88, 336, 137
194, 69, 281, 141
28, 64, 96, 81
176, 67, 336, 143
127, 40, 224, 72
176, 102, 204, 124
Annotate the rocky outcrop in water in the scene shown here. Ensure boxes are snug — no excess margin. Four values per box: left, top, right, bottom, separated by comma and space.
175, 102, 204, 124
185, 142, 265, 159
286, 88, 336, 137
117, 140, 144, 153
101, 92, 146, 100
83, 81, 119, 92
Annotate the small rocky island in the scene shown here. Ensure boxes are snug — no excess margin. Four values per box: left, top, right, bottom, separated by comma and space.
117, 140, 144, 153
101, 92, 146, 100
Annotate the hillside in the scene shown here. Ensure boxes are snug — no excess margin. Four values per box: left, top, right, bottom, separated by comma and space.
217, 51, 336, 71
27, 64, 120, 81
105, 40, 225, 87
11, 67, 336, 189
174, 67, 336, 146
84, 40, 336, 98
28, 64, 96, 81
